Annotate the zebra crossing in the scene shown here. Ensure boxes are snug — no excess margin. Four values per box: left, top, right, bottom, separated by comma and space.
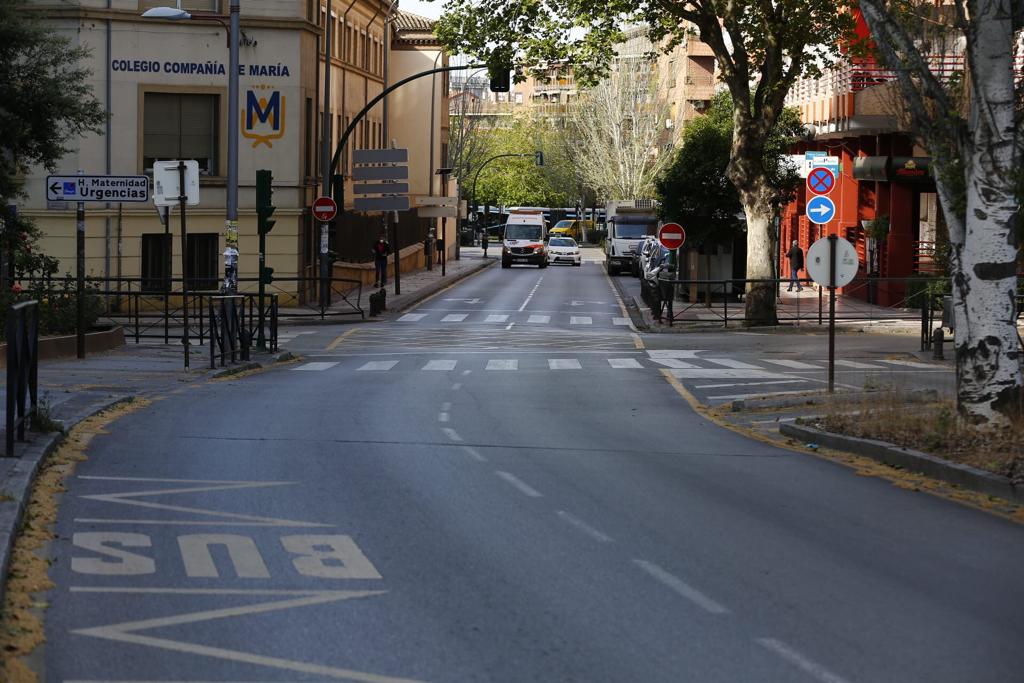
397, 311, 632, 326
290, 352, 946, 377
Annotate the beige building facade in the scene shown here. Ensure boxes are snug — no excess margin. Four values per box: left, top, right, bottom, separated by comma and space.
18, 0, 449, 304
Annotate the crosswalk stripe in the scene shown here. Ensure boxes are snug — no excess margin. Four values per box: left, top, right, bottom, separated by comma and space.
485, 314, 509, 323
670, 369, 791, 380
398, 313, 427, 322
607, 358, 643, 369
879, 359, 940, 369
834, 359, 880, 369
423, 360, 458, 371
292, 362, 338, 371
760, 359, 822, 370
570, 316, 593, 325
357, 360, 399, 371
441, 314, 468, 322
705, 358, 764, 370
549, 358, 582, 370
612, 317, 631, 326
650, 358, 700, 369
527, 315, 551, 324
486, 359, 518, 371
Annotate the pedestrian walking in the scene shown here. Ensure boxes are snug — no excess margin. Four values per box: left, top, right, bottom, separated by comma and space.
372, 234, 391, 288
481, 231, 489, 258
787, 240, 804, 291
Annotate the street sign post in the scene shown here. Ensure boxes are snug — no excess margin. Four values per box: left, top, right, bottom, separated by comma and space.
806, 195, 836, 225
658, 223, 686, 250
312, 196, 338, 223
807, 235, 859, 393
46, 175, 149, 203
806, 167, 836, 196
152, 161, 200, 207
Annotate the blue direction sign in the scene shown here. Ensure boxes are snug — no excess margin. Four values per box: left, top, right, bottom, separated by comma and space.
806, 166, 836, 195
806, 195, 836, 225
46, 175, 149, 203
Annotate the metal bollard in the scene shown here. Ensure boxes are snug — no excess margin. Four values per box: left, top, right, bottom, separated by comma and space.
932, 328, 945, 360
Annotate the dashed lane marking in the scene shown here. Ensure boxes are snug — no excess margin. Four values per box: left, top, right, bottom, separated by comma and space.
495, 471, 542, 498
527, 314, 551, 324
755, 638, 854, 683
486, 314, 510, 323
398, 313, 427, 322
441, 313, 468, 322
633, 560, 730, 614
570, 316, 593, 325
556, 510, 613, 542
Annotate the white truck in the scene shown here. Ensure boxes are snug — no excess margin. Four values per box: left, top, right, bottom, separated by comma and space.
604, 200, 659, 275
501, 210, 548, 268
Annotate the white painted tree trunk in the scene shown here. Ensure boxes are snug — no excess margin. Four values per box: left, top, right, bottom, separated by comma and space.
730, 146, 778, 325
948, 3, 1022, 423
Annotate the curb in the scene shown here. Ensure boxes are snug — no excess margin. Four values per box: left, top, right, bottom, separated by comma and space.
210, 350, 297, 378
779, 422, 1023, 504
605, 272, 648, 331
731, 388, 939, 412
0, 394, 133, 607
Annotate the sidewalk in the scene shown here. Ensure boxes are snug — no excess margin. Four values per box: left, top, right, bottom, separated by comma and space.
276, 246, 495, 322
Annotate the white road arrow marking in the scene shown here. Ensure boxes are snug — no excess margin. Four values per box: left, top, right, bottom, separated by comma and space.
442, 298, 482, 304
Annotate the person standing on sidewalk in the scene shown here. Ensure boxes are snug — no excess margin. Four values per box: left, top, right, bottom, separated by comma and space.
787, 240, 804, 291
481, 231, 489, 258
372, 234, 391, 288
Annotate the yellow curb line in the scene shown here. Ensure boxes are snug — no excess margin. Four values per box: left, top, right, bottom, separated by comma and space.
326, 327, 361, 351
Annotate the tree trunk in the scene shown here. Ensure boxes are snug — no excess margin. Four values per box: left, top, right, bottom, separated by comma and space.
947, 9, 1022, 424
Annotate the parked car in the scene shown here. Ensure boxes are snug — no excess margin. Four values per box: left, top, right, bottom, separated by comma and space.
632, 236, 659, 277
547, 237, 582, 266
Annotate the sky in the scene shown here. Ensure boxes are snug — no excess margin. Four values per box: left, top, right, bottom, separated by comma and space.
398, 0, 443, 20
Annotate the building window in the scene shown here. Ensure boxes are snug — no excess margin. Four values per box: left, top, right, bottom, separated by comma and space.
186, 233, 219, 291
305, 98, 314, 179
143, 92, 219, 175
141, 234, 171, 293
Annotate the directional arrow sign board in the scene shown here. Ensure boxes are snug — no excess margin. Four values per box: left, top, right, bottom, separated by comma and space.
352, 166, 408, 181
47, 175, 149, 203
353, 148, 408, 164
354, 182, 409, 195
417, 205, 458, 219
412, 195, 459, 208
806, 166, 836, 196
353, 196, 410, 212
806, 195, 836, 225
658, 223, 686, 250
807, 236, 859, 288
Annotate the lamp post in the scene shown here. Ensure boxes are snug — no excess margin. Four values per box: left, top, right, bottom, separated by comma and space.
142, 0, 240, 294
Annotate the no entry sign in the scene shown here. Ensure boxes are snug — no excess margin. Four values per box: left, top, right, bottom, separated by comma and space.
658, 223, 686, 250
312, 196, 338, 222
806, 166, 836, 195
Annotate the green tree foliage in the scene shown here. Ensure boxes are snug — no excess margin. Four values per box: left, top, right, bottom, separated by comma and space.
0, 1, 106, 203
657, 92, 803, 247
472, 116, 572, 209
436, 0, 855, 325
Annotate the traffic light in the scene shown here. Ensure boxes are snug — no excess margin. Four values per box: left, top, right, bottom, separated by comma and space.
489, 66, 510, 92
256, 169, 276, 236
260, 265, 274, 285
535, 151, 544, 167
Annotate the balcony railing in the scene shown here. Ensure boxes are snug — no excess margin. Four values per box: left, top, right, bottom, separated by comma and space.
786, 54, 1024, 105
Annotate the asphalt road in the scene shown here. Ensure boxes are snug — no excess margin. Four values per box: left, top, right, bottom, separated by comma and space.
41, 257, 1023, 682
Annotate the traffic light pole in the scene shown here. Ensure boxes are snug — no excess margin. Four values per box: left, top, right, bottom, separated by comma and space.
326, 63, 481, 306
256, 169, 276, 350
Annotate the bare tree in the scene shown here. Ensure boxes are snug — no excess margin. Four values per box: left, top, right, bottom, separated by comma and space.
856, 0, 1022, 424
448, 83, 492, 204
568, 58, 676, 200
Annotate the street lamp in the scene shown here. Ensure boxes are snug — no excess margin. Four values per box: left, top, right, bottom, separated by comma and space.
142, 0, 241, 294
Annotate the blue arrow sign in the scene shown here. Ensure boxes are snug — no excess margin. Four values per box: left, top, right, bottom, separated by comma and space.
806, 195, 836, 225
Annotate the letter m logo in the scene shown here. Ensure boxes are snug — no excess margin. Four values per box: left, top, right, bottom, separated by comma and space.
243, 90, 286, 148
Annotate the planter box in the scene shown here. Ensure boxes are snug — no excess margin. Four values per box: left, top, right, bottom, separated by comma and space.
0, 326, 125, 368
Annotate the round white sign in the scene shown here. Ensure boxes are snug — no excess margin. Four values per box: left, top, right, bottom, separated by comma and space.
806, 236, 859, 287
